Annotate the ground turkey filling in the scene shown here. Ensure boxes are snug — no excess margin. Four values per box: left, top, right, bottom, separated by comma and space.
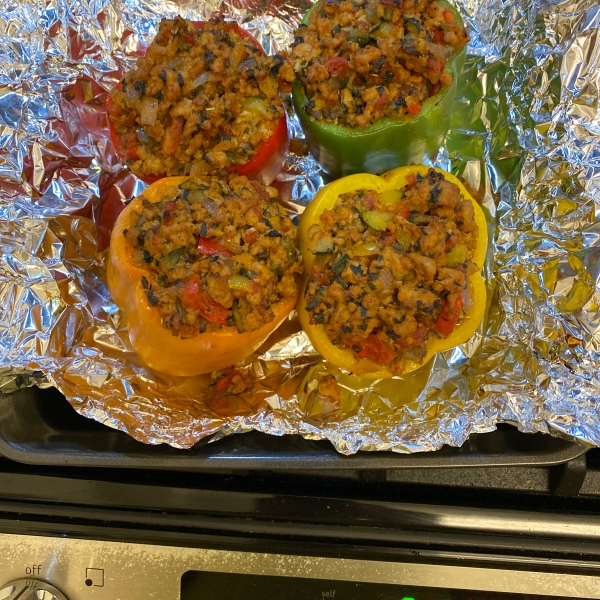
108, 17, 295, 177
124, 175, 303, 338
304, 169, 479, 375
289, 0, 468, 127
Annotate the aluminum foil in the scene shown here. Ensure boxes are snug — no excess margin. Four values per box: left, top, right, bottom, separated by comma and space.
0, 0, 599, 453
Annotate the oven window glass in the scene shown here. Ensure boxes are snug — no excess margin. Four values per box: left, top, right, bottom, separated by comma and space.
181, 571, 586, 600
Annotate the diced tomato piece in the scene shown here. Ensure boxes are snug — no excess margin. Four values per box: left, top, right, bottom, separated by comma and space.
251, 181, 270, 203
350, 334, 396, 365
408, 103, 422, 116
380, 231, 395, 247
244, 230, 258, 245
435, 295, 464, 337
124, 111, 137, 127
406, 173, 417, 188
443, 9, 454, 22
214, 369, 241, 391
429, 58, 443, 72
363, 191, 378, 209
432, 28, 445, 44
197, 237, 234, 257
250, 204, 264, 220
309, 267, 329, 286
163, 116, 184, 156
325, 57, 349, 77
181, 276, 229, 325
395, 325, 429, 349
214, 378, 230, 391
126, 146, 139, 160
397, 201, 410, 219
375, 91, 389, 109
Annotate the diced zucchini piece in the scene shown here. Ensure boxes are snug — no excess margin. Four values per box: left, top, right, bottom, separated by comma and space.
446, 244, 468, 267
361, 210, 394, 231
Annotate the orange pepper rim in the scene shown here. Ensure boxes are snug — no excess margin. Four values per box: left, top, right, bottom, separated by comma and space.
107, 175, 301, 377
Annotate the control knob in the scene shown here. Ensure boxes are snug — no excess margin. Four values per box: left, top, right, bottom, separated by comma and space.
0, 579, 68, 600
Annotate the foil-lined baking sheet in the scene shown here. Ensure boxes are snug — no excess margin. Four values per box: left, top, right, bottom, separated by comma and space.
0, 0, 598, 453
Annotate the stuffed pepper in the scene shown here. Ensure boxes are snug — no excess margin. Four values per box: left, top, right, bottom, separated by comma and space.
108, 174, 303, 376
107, 17, 295, 185
289, 0, 468, 177
298, 165, 487, 378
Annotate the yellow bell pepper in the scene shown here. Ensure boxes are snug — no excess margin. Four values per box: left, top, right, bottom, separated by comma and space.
107, 176, 298, 377
297, 165, 488, 379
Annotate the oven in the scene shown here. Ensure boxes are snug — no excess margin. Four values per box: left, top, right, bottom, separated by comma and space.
1, 387, 600, 600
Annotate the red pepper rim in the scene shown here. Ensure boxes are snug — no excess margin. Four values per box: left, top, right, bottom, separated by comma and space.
106, 20, 287, 183
226, 112, 288, 177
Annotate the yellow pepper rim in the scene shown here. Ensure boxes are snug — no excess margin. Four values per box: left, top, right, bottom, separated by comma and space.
297, 165, 489, 380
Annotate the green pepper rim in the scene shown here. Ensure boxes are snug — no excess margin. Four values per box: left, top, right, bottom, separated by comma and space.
291, 0, 467, 176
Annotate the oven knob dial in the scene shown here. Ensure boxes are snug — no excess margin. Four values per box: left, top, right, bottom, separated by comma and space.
0, 580, 68, 600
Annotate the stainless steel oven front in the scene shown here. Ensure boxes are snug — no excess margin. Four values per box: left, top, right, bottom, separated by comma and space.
1, 532, 600, 600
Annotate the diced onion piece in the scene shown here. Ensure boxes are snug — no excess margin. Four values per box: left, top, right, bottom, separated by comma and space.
191, 72, 209, 88
462, 287, 473, 311
309, 235, 334, 254
140, 97, 159, 126
425, 40, 453, 60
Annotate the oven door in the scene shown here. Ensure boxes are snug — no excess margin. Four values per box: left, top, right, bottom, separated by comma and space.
1, 531, 600, 600
2, 469, 600, 600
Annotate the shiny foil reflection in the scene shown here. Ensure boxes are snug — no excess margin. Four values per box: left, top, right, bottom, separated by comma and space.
0, 0, 598, 452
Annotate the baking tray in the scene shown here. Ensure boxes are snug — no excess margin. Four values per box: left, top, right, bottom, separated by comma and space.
0, 387, 586, 471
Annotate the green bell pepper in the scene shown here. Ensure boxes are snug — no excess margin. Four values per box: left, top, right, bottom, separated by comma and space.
291, 0, 467, 178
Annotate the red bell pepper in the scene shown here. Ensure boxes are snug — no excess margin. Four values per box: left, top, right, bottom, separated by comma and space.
226, 113, 289, 186
214, 368, 241, 391
435, 295, 464, 337
349, 334, 396, 365
325, 57, 349, 78
197, 237, 233, 257
107, 20, 288, 185
181, 275, 229, 325
407, 103, 422, 116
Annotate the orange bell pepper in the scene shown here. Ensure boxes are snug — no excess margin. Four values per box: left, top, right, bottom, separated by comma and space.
297, 165, 488, 379
107, 176, 298, 377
